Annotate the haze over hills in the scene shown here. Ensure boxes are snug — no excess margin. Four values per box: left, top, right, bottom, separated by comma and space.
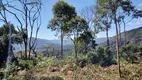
13, 37, 107, 52
14, 26, 142, 52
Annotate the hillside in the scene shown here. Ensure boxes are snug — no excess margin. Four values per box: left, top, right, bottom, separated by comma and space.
104, 26, 142, 51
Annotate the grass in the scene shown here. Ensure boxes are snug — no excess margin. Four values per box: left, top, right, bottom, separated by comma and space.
2, 54, 142, 80
11, 60, 142, 80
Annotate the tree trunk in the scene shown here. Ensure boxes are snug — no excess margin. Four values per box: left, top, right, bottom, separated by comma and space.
123, 20, 126, 45
106, 28, 109, 47
29, 48, 31, 59
24, 40, 28, 60
76, 31, 79, 60
25, 0, 28, 60
114, 15, 121, 78
74, 41, 77, 59
118, 22, 121, 47
61, 29, 63, 59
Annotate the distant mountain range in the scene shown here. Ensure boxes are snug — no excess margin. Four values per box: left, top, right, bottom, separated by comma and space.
14, 26, 142, 52
13, 37, 107, 52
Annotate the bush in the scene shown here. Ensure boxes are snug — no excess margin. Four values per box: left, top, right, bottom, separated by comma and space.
120, 44, 140, 63
97, 46, 114, 66
86, 46, 114, 67
18, 59, 34, 69
78, 55, 88, 68
65, 56, 76, 63
87, 52, 99, 64
36, 57, 55, 68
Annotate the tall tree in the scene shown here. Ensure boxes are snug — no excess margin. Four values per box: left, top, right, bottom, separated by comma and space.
95, 2, 112, 47
96, 0, 134, 77
48, 0, 76, 59
122, 16, 127, 45
69, 16, 88, 59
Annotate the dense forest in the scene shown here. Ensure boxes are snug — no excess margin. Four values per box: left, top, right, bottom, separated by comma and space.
0, 0, 142, 80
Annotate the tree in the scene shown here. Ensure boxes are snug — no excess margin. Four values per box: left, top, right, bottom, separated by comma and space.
96, 0, 134, 77
0, 24, 18, 67
48, 0, 76, 59
95, 2, 112, 47
0, 2, 21, 66
69, 16, 88, 60
117, 16, 122, 45
80, 5, 96, 30
80, 5, 97, 53
0, 0, 42, 60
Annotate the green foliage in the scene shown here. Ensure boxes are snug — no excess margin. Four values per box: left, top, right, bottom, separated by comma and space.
48, 0, 76, 33
0, 24, 18, 67
65, 56, 76, 63
74, 46, 115, 67
5, 63, 17, 79
0, 24, 17, 36
96, 46, 115, 66
87, 52, 99, 64
0, 38, 8, 68
36, 57, 55, 68
78, 55, 88, 63
120, 44, 140, 63
35, 55, 65, 68
77, 31, 97, 54
86, 46, 115, 66
18, 59, 34, 69
52, 1, 76, 20
69, 16, 88, 32
48, 0, 77, 59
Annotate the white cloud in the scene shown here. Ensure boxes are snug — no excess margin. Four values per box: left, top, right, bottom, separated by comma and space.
136, 21, 142, 25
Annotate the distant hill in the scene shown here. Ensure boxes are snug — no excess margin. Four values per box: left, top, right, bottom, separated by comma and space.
102, 26, 142, 51
13, 37, 107, 52
96, 37, 107, 44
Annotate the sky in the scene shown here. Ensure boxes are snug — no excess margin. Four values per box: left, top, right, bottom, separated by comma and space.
0, 0, 142, 40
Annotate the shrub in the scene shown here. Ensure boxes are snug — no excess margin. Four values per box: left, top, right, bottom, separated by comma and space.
35, 56, 64, 68
86, 46, 114, 67
78, 55, 88, 68
120, 44, 140, 63
65, 56, 76, 63
18, 59, 34, 69
87, 52, 99, 64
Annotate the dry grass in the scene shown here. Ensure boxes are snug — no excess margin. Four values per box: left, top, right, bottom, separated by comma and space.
13, 61, 142, 80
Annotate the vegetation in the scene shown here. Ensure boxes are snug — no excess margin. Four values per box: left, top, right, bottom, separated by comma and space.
48, 0, 77, 59
0, 0, 142, 80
